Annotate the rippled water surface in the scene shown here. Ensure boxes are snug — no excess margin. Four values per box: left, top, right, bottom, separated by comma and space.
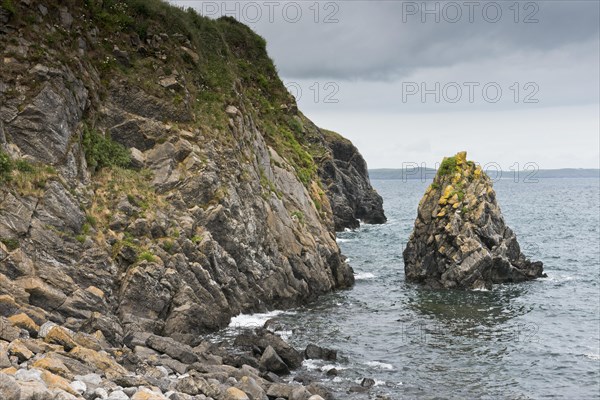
228, 178, 600, 399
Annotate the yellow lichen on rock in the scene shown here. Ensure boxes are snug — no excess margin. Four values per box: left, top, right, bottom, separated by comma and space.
92, 330, 108, 343
455, 151, 467, 165
45, 326, 77, 351
448, 194, 459, 205
33, 356, 72, 379
73, 332, 103, 351
452, 172, 462, 184
1, 367, 17, 375
41, 370, 78, 395
131, 389, 168, 400
439, 185, 454, 205
226, 387, 250, 400
69, 346, 128, 378
443, 185, 454, 197
85, 286, 105, 299
8, 340, 34, 361
8, 313, 39, 335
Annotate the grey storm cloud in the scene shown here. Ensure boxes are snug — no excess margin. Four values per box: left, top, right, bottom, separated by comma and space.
169, 1, 599, 169
172, 1, 600, 81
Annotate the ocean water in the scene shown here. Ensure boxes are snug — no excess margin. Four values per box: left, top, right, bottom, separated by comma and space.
240, 177, 600, 399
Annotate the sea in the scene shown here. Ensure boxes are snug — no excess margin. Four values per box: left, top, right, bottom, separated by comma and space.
218, 177, 600, 399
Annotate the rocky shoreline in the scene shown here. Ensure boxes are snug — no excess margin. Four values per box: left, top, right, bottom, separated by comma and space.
0, 0, 385, 345
0, 313, 356, 400
0, 2, 387, 399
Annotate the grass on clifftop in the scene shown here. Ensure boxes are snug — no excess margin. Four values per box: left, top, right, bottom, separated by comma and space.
84, 0, 315, 186
439, 156, 458, 176
2, 0, 324, 190
264, 119, 317, 186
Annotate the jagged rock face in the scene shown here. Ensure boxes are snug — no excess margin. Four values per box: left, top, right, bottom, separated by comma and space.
318, 131, 386, 231
0, 0, 382, 346
403, 152, 544, 290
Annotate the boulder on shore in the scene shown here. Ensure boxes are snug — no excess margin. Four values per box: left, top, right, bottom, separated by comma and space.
403, 151, 545, 290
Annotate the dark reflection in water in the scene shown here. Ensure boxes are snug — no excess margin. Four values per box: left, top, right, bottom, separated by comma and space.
406, 285, 534, 338
410, 285, 528, 320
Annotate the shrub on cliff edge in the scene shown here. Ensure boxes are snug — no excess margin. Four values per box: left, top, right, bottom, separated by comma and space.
0, 150, 13, 182
83, 126, 131, 172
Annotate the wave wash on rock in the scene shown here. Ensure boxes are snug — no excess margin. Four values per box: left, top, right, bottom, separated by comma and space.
403, 151, 545, 290
0, 0, 384, 345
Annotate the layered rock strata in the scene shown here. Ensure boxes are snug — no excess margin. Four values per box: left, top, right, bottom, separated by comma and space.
403, 152, 545, 289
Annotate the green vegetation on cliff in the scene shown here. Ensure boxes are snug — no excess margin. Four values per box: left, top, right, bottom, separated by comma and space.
438, 155, 458, 176
0, 149, 12, 181
80, 0, 317, 184
83, 126, 132, 172
0, 0, 384, 343
2, 0, 319, 186
0, 150, 57, 196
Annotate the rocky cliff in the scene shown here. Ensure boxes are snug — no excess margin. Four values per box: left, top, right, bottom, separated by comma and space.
0, 0, 385, 348
403, 152, 544, 290
318, 130, 386, 231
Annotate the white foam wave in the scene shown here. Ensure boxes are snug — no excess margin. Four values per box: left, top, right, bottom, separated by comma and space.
320, 364, 348, 372
228, 310, 285, 329
365, 361, 394, 370
303, 359, 348, 372
302, 359, 321, 370
276, 330, 293, 341
545, 275, 576, 283
355, 272, 376, 280
354, 378, 387, 386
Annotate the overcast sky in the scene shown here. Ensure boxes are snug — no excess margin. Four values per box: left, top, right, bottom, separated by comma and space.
171, 1, 599, 169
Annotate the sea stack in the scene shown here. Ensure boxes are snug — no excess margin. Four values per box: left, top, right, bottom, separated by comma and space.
403, 151, 545, 290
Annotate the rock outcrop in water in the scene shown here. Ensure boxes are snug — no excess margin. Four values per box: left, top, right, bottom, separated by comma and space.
403, 152, 545, 290
0, 0, 384, 398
